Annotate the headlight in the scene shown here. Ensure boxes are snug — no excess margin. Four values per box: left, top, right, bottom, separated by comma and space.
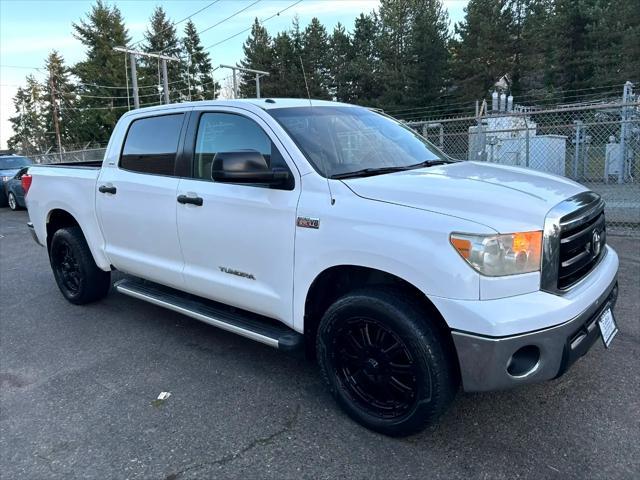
450, 231, 542, 276
1, 176, 9, 182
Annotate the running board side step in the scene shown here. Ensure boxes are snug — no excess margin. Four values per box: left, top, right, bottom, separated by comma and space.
114, 278, 303, 351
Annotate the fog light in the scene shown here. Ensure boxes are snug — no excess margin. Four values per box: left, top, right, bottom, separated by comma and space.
507, 345, 540, 377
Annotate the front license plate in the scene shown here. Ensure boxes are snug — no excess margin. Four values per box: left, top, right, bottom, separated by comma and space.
598, 307, 618, 348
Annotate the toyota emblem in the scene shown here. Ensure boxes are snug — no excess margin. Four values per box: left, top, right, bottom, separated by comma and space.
592, 230, 601, 257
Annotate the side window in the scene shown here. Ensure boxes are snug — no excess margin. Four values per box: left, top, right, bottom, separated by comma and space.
120, 114, 184, 175
193, 112, 289, 182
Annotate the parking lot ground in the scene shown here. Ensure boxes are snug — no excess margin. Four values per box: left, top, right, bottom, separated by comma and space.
1, 208, 639, 479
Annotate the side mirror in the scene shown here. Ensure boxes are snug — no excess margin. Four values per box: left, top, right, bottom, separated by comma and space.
211, 151, 290, 186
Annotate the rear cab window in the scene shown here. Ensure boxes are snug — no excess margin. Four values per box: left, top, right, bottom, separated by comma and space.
120, 114, 184, 175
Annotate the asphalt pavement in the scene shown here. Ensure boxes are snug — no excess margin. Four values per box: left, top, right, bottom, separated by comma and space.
1, 208, 638, 479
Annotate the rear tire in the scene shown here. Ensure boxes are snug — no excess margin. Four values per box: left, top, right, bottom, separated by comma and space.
316, 288, 458, 437
49, 227, 111, 305
7, 192, 18, 211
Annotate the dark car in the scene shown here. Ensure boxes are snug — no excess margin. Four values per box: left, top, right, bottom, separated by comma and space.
0, 155, 33, 207
4, 166, 31, 210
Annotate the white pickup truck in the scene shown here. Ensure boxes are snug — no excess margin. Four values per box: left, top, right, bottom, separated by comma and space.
24, 99, 619, 436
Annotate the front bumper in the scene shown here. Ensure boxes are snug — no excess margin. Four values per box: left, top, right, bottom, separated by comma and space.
451, 274, 618, 392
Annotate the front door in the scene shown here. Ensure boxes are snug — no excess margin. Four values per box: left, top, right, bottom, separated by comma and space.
176, 109, 300, 324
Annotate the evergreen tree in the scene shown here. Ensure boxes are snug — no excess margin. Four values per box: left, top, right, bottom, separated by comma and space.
271, 31, 306, 98
578, 0, 639, 92
349, 13, 380, 105
301, 18, 331, 99
546, 0, 598, 95
377, 0, 414, 108
406, 0, 450, 106
7, 76, 47, 153
43, 51, 78, 149
72, 0, 131, 144
141, 6, 184, 102
182, 20, 219, 100
239, 19, 274, 98
329, 23, 354, 101
449, 0, 514, 102
615, 0, 640, 85
511, 0, 555, 99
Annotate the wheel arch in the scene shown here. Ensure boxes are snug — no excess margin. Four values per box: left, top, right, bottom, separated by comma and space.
45, 208, 111, 271
46, 209, 81, 250
303, 264, 456, 362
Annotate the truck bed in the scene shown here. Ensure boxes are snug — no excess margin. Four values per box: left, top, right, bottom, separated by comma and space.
35, 160, 102, 169
26, 162, 108, 270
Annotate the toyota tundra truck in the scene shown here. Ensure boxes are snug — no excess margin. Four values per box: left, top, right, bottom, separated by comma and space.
23, 99, 619, 436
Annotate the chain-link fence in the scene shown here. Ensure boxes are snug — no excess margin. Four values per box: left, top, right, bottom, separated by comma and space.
30, 147, 107, 164
406, 85, 640, 234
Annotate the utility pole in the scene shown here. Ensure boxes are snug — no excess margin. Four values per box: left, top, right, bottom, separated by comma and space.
219, 64, 269, 99
161, 59, 170, 104
115, 47, 180, 107
187, 54, 192, 101
130, 53, 139, 109
49, 75, 62, 158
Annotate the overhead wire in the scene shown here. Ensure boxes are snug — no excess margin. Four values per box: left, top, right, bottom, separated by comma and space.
130, 0, 222, 48
205, 0, 303, 50
391, 86, 628, 120
199, 0, 262, 37
386, 83, 627, 117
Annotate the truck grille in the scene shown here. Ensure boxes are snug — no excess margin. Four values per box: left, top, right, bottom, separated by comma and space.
541, 192, 607, 294
557, 197, 606, 290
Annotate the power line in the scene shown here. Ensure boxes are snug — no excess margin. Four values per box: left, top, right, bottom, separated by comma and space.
131, 0, 222, 48
385, 83, 628, 116
55, 87, 164, 100
199, 0, 262, 37
0, 64, 43, 70
205, 0, 303, 50
389, 86, 627, 120
59, 98, 162, 111
154, 0, 264, 56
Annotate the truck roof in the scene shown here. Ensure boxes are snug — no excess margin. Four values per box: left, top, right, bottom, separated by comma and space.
123, 98, 357, 116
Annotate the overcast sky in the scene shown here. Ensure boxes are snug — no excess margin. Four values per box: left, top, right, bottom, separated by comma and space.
0, 0, 469, 149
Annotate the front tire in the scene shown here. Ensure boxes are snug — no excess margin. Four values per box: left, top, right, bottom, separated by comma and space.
316, 288, 458, 437
49, 227, 111, 305
7, 192, 18, 211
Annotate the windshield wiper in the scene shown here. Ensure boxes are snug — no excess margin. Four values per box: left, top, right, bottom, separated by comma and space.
330, 166, 409, 179
330, 159, 450, 180
405, 159, 451, 169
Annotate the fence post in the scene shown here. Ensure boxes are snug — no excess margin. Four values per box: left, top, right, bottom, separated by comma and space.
573, 120, 582, 179
619, 81, 633, 184
524, 116, 530, 168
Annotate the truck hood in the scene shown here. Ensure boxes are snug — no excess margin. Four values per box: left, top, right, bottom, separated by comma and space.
341, 161, 587, 233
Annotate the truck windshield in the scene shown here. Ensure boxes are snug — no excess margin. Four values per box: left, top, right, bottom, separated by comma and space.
267, 106, 448, 178
0, 156, 32, 169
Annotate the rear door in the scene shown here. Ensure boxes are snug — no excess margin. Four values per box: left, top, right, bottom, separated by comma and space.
96, 112, 187, 288
176, 108, 300, 324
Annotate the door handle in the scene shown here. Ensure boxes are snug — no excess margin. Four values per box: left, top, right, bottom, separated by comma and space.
98, 184, 117, 194
177, 194, 203, 206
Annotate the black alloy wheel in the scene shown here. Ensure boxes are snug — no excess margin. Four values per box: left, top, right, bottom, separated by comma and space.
331, 316, 420, 419
49, 226, 111, 304
316, 288, 459, 436
52, 240, 82, 296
